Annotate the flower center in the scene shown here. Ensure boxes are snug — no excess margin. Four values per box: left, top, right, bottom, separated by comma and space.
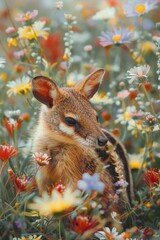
135, 3, 147, 14
24, 13, 31, 19
112, 35, 122, 43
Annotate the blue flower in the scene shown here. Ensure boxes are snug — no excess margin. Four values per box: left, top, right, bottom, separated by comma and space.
77, 173, 105, 193
15, 219, 27, 229
123, 0, 159, 18
99, 28, 133, 47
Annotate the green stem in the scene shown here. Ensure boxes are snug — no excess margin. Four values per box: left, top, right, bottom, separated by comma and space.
141, 83, 156, 115
0, 161, 7, 176
59, 217, 62, 240
14, 128, 20, 173
136, 132, 149, 183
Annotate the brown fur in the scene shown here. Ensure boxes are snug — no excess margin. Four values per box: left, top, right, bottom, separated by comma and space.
32, 69, 133, 222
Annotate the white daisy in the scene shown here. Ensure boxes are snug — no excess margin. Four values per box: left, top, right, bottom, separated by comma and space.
92, 7, 116, 21
0, 57, 6, 69
127, 65, 150, 84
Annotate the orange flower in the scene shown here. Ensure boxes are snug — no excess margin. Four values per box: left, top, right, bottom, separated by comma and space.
4, 117, 22, 136
20, 112, 31, 121
0, 144, 18, 162
71, 215, 98, 235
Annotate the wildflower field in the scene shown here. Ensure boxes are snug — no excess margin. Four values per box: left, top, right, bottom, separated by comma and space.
0, 0, 160, 239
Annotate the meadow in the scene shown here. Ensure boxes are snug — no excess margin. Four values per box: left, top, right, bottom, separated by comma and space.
0, 0, 160, 239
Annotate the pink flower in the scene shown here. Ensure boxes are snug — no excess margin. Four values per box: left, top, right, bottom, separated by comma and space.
5, 27, 16, 34
117, 90, 130, 99
15, 10, 38, 22
13, 50, 27, 58
84, 45, 93, 52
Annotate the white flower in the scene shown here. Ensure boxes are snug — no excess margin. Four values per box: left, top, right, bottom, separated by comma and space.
29, 188, 81, 216
127, 64, 150, 84
0, 57, 6, 68
7, 76, 31, 96
91, 92, 113, 105
55, 1, 63, 9
92, 7, 116, 21
5, 109, 21, 118
95, 227, 119, 240
13, 235, 42, 240
64, 14, 76, 21
84, 45, 93, 52
111, 211, 117, 219
115, 106, 136, 124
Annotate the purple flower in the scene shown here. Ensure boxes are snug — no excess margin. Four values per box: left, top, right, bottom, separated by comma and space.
99, 28, 133, 47
123, 0, 159, 17
15, 219, 27, 229
116, 189, 123, 195
115, 180, 128, 188
77, 173, 105, 193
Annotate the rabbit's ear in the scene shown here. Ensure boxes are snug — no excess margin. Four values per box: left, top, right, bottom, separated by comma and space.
74, 69, 105, 99
32, 76, 61, 108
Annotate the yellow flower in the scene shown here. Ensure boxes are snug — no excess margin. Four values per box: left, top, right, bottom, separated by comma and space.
141, 41, 156, 55
13, 235, 42, 240
132, 51, 144, 64
130, 159, 141, 169
0, 73, 8, 82
15, 202, 19, 207
28, 188, 81, 216
135, 3, 146, 14
91, 92, 113, 105
7, 37, 18, 47
112, 34, 122, 43
129, 153, 143, 169
63, 48, 71, 61
7, 76, 31, 96
18, 21, 48, 40
124, 112, 132, 120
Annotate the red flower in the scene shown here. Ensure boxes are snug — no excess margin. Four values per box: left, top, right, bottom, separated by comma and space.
144, 168, 160, 187
4, 117, 22, 136
49, 181, 66, 195
8, 169, 35, 192
143, 82, 153, 93
129, 90, 138, 100
33, 152, 51, 166
54, 181, 66, 194
15, 175, 28, 192
143, 227, 155, 237
0, 144, 18, 162
71, 215, 98, 235
107, 0, 122, 7
41, 33, 63, 64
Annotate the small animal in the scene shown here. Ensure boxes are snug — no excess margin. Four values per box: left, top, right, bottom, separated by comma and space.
32, 68, 134, 222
